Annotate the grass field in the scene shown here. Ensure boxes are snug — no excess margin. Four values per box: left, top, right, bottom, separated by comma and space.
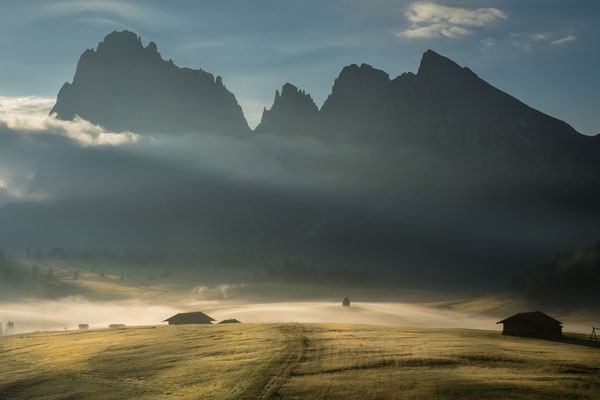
1, 324, 599, 399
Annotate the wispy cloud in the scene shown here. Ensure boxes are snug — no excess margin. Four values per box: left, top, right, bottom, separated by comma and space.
550, 34, 576, 46
175, 39, 231, 53
36, 0, 175, 26
397, 2, 507, 39
511, 32, 577, 51
480, 38, 495, 48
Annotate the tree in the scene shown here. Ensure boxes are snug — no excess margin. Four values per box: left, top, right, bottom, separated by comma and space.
73, 271, 79, 280
47, 268, 54, 281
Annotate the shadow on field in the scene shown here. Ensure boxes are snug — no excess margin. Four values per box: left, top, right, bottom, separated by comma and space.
541, 334, 600, 349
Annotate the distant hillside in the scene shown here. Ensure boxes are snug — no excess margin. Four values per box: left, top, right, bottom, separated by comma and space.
512, 241, 600, 304
51, 31, 250, 136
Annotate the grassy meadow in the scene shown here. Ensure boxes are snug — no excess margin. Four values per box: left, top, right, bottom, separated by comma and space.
1, 323, 599, 399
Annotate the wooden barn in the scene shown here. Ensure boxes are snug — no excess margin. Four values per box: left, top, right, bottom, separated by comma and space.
163, 311, 215, 325
497, 311, 562, 338
217, 319, 241, 324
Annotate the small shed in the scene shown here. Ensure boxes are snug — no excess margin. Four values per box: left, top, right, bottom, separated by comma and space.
217, 319, 241, 324
78, 324, 89, 330
497, 311, 562, 338
108, 324, 126, 329
342, 297, 350, 307
163, 311, 215, 325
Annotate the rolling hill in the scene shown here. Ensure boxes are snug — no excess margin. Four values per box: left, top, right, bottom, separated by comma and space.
0, 323, 599, 399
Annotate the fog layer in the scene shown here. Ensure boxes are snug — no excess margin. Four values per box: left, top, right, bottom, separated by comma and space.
1, 97, 599, 290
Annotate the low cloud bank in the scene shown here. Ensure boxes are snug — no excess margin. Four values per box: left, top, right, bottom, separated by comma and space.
0, 96, 140, 147
0, 96, 598, 290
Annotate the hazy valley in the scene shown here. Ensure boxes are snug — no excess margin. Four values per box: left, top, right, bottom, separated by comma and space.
1, 10, 600, 398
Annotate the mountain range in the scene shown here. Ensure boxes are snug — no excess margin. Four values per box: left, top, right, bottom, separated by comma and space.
1, 30, 595, 288
52, 31, 600, 179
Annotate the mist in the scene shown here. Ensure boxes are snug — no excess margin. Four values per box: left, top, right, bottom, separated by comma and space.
0, 96, 599, 295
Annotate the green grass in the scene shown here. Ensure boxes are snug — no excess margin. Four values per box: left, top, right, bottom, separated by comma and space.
1, 324, 599, 399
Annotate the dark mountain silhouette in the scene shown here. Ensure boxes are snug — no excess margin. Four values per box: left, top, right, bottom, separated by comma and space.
255, 83, 318, 135
50, 31, 249, 136
259, 50, 599, 178
20, 32, 599, 289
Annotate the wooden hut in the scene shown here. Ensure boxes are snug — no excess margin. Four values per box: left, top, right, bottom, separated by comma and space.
163, 311, 215, 325
217, 319, 241, 324
342, 297, 350, 307
497, 311, 562, 338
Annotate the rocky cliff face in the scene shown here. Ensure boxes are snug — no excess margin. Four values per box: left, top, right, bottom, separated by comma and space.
51, 31, 249, 136
255, 83, 318, 135
51, 32, 599, 177
256, 50, 599, 177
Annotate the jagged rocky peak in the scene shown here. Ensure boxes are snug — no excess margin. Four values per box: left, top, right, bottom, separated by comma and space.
97, 30, 145, 52
255, 83, 319, 135
329, 63, 391, 95
418, 50, 461, 73
51, 30, 249, 136
322, 63, 392, 112
416, 49, 480, 88
318, 63, 397, 140
273, 83, 317, 112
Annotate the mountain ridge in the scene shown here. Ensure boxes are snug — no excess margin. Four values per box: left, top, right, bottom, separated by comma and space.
50, 32, 599, 178
51, 30, 250, 136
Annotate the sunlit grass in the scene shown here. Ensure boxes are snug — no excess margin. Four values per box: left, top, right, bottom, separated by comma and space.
280, 324, 600, 399
0, 324, 296, 399
1, 323, 599, 399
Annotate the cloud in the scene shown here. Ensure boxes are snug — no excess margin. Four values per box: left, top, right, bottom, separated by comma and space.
511, 32, 576, 51
480, 38, 495, 48
550, 34, 576, 46
397, 2, 507, 39
175, 39, 231, 53
0, 96, 140, 147
530, 33, 547, 41
36, 0, 175, 26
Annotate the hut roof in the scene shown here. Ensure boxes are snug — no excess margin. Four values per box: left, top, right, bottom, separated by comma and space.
217, 319, 241, 324
497, 311, 562, 328
163, 311, 215, 324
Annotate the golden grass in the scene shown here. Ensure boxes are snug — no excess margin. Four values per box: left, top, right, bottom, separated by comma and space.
279, 324, 600, 400
1, 323, 599, 399
0, 324, 298, 399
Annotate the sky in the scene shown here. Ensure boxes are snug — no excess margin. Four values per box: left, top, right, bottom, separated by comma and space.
0, 0, 598, 132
